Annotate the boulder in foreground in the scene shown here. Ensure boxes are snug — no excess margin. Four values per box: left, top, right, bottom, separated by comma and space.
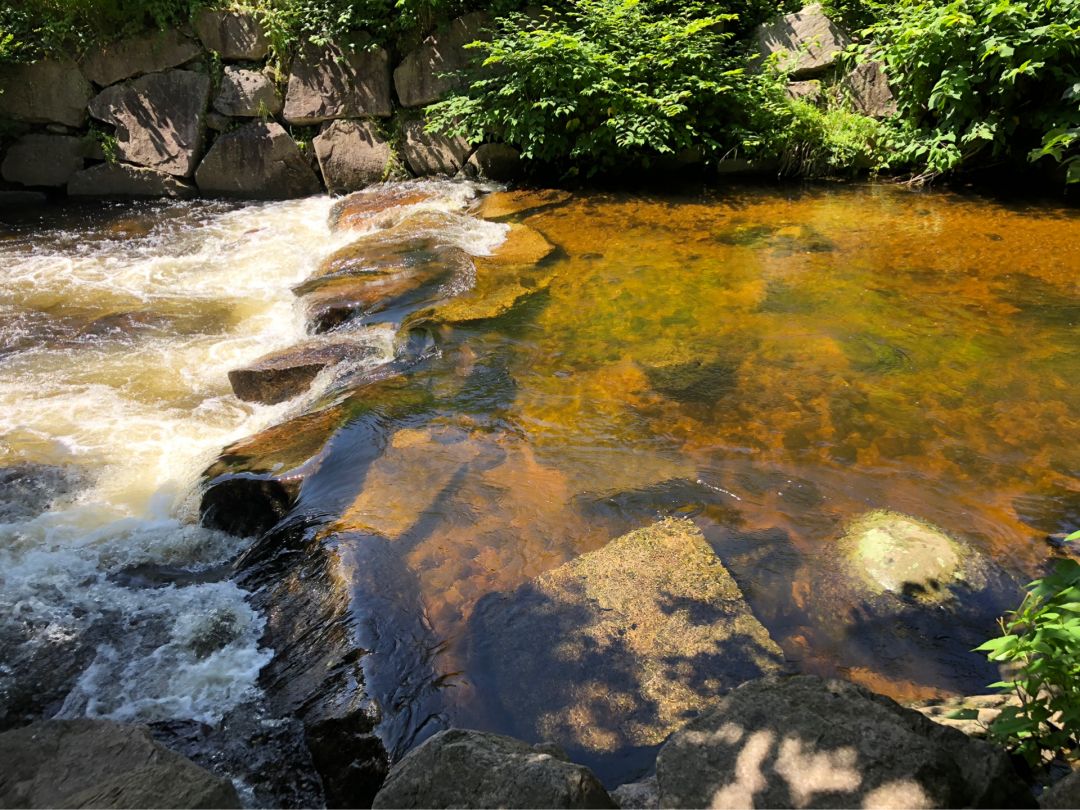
371, 728, 616, 809
656, 675, 1033, 809
0, 719, 240, 808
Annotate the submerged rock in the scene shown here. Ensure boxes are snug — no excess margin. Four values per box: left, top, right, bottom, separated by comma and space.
329, 186, 439, 231
475, 188, 573, 221
371, 729, 616, 809
228, 340, 377, 404
655, 676, 1033, 809
469, 519, 785, 763
755, 4, 851, 80
841, 510, 968, 602
0, 463, 85, 523
0, 719, 240, 809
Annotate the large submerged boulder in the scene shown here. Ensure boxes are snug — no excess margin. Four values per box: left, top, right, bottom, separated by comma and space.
314, 120, 395, 194
1, 134, 85, 187
0, 59, 93, 127
0, 719, 240, 809
80, 28, 202, 87
195, 121, 321, 199
194, 10, 271, 61
755, 4, 851, 79
88, 70, 210, 176
655, 676, 1033, 809
468, 519, 785, 761
371, 729, 616, 809
393, 12, 491, 108
284, 40, 393, 125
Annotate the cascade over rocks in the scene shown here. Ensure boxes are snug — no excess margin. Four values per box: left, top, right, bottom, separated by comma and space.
371, 729, 617, 809
68, 163, 196, 198
228, 340, 378, 404
400, 118, 471, 176
755, 4, 851, 80
468, 519, 785, 764
284, 40, 393, 125
1, 134, 85, 187
314, 120, 395, 194
393, 12, 492, 108
80, 29, 202, 87
88, 70, 210, 176
213, 66, 282, 118
655, 675, 1034, 809
0, 59, 93, 127
195, 121, 321, 199
194, 10, 271, 61
0, 719, 241, 809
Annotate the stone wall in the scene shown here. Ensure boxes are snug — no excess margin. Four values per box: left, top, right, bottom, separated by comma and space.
0, 11, 520, 202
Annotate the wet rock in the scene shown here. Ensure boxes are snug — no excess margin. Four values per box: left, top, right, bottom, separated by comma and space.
329, 186, 439, 231
400, 118, 470, 176
1042, 770, 1080, 809
80, 28, 202, 87
88, 70, 210, 177
200, 473, 300, 537
491, 222, 556, 264
840, 60, 897, 118
194, 10, 270, 61
841, 510, 968, 602
755, 4, 852, 80
612, 776, 660, 809
0, 463, 84, 523
314, 120, 394, 194
655, 675, 1033, 809
305, 236, 469, 292
68, 163, 197, 198
284, 39, 392, 125
1, 134, 85, 187
393, 12, 491, 108
372, 729, 616, 809
195, 121, 322, 199
0, 719, 241, 808
228, 340, 378, 404
0, 59, 93, 127
464, 143, 523, 182
469, 519, 785, 763
213, 66, 282, 118
475, 188, 573, 221
787, 79, 822, 102
644, 357, 740, 405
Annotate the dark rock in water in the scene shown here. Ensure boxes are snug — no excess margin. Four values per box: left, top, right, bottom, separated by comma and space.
468, 519, 785, 781
108, 561, 233, 590
200, 473, 300, 537
1013, 484, 1080, 536
656, 676, 1034, 809
0, 719, 240, 808
612, 776, 659, 809
228, 340, 378, 404
329, 186, 438, 231
644, 357, 741, 405
371, 729, 616, 809
0, 462, 85, 522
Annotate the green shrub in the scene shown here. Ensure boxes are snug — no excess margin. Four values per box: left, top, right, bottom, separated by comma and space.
866, 0, 1080, 182
428, 0, 792, 177
975, 533, 1080, 767
776, 96, 884, 176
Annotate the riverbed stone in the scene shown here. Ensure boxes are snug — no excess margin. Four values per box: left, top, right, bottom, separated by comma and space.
840, 59, 897, 118
1, 134, 85, 187
475, 188, 573, 221
195, 121, 322, 199
0, 718, 241, 809
80, 28, 202, 87
194, 10, 270, 61
400, 118, 470, 176
284, 40, 392, 125
755, 3, 852, 80
329, 186, 439, 230
68, 163, 197, 198
393, 12, 491, 108
88, 70, 210, 176
463, 143, 522, 182
372, 729, 616, 809
314, 120, 394, 194
0, 59, 93, 127
228, 340, 378, 404
213, 66, 282, 118
841, 510, 967, 602
468, 519, 785, 756
655, 675, 1033, 809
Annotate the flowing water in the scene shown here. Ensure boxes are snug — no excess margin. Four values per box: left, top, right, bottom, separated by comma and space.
1, 182, 1078, 793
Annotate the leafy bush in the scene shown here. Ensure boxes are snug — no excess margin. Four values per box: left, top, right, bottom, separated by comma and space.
975, 533, 1080, 766
866, 0, 1080, 182
776, 96, 884, 175
428, 0, 792, 176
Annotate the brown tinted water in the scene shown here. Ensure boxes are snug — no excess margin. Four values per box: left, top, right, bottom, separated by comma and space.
3, 184, 1079, 790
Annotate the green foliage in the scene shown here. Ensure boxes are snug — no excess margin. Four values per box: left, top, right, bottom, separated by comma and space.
975, 533, 1080, 767
866, 0, 1080, 182
776, 96, 884, 175
428, 0, 791, 176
